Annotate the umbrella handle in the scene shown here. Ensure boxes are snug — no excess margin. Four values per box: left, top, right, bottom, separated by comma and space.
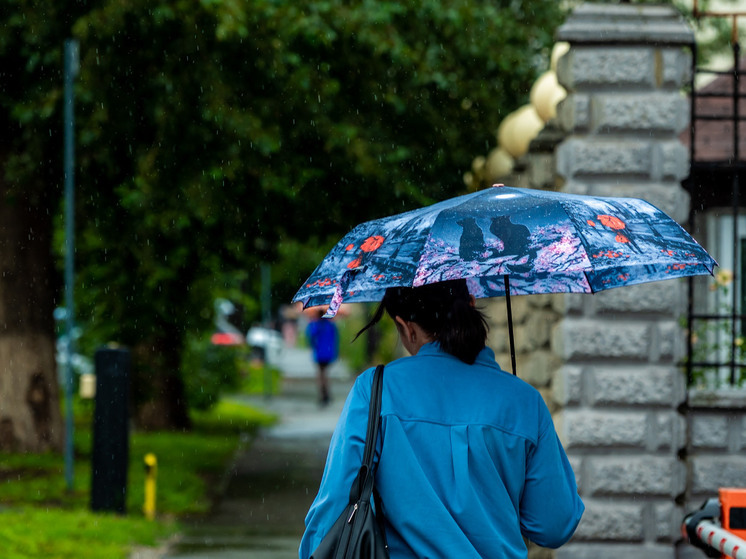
503, 276, 517, 376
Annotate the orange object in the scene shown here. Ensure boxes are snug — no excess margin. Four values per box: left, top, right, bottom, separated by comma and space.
360, 235, 385, 252
719, 487, 746, 541
597, 214, 626, 230
210, 332, 244, 346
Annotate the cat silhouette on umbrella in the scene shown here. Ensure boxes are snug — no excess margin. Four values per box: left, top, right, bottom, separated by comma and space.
456, 215, 536, 274
490, 216, 536, 273
457, 217, 485, 261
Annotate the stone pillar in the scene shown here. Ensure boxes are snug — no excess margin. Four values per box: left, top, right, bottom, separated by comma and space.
552, 5, 694, 559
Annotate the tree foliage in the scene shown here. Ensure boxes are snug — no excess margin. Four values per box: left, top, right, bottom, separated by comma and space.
5, 0, 565, 429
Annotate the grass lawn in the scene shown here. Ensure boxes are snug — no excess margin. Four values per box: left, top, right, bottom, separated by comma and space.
0, 507, 172, 559
0, 398, 276, 559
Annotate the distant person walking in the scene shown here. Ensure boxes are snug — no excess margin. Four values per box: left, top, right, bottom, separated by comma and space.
306, 309, 339, 406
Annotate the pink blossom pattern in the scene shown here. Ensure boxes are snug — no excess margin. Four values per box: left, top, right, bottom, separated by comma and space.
531, 224, 589, 273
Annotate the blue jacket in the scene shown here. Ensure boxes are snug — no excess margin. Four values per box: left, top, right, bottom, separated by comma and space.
300, 343, 584, 558
306, 319, 339, 364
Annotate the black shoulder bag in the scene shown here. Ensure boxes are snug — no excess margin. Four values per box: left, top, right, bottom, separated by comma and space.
310, 364, 389, 559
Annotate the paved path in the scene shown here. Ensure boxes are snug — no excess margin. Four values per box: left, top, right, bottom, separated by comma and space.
155, 347, 356, 559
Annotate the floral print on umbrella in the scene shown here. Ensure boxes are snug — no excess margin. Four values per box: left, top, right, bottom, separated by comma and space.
293, 186, 716, 316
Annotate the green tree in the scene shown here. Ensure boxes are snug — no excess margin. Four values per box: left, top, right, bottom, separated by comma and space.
70, 0, 566, 429
3, 0, 566, 436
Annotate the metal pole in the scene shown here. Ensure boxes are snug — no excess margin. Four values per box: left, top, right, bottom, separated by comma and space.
63, 39, 79, 491
687, 41, 698, 388
693, 520, 746, 559
731, 41, 741, 385
260, 264, 272, 396
261, 263, 271, 326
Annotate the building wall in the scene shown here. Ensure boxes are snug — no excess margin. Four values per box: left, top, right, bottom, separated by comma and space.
483, 5, 746, 557
545, 4, 694, 559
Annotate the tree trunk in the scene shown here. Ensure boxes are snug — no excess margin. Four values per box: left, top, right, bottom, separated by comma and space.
132, 337, 191, 431
0, 190, 63, 452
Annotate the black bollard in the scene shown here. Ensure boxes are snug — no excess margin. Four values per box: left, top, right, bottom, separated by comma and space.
90, 347, 130, 514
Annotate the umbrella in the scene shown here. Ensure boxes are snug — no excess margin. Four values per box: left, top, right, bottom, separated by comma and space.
292, 185, 716, 373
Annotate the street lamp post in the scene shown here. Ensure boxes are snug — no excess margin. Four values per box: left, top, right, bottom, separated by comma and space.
63, 38, 79, 491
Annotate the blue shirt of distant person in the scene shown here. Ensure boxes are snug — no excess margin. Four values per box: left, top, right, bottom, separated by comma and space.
307, 313, 339, 366
306, 310, 339, 406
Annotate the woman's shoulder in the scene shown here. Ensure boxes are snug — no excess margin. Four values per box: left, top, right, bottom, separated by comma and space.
349, 364, 381, 399
368, 347, 550, 437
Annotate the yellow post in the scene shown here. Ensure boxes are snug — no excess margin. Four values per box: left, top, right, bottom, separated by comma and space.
143, 453, 157, 520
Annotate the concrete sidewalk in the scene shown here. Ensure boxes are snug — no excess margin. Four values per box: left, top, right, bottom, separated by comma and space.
156, 347, 357, 559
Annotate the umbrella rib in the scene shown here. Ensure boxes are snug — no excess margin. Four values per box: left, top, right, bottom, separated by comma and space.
584, 270, 597, 294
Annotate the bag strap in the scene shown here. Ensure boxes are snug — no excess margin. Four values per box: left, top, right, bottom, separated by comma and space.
368, 365, 387, 541
349, 364, 384, 504
362, 364, 384, 470
353, 365, 388, 544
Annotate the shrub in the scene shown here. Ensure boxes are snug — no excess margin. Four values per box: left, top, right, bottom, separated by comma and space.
181, 335, 245, 410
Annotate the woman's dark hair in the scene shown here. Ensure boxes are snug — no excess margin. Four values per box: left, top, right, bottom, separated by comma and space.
356, 279, 489, 364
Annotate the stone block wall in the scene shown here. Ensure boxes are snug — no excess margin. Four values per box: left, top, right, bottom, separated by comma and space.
486, 294, 561, 409
550, 5, 695, 559
553, 287, 689, 559
487, 5, 745, 557
685, 392, 746, 516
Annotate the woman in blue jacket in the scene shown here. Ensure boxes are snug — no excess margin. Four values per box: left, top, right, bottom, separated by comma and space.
300, 279, 584, 558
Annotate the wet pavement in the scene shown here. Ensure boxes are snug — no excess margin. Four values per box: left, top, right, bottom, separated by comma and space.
158, 348, 355, 559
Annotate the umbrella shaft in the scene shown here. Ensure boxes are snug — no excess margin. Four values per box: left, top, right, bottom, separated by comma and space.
504, 276, 517, 376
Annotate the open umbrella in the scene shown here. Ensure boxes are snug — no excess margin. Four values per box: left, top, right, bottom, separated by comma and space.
292, 185, 716, 373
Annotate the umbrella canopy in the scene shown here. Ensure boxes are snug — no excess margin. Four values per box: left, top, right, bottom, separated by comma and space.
293, 185, 716, 318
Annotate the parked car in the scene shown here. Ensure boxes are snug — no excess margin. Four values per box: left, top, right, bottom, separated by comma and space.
246, 326, 284, 367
